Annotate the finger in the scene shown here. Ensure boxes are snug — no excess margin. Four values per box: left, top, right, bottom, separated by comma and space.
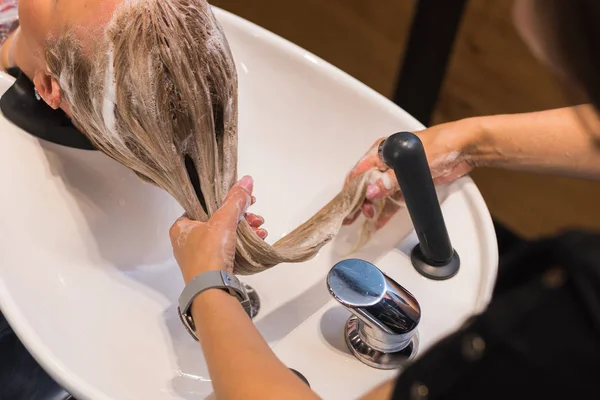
343, 208, 361, 225
388, 191, 406, 207
347, 155, 387, 182
224, 175, 253, 200
368, 170, 400, 200
345, 139, 388, 183
365, 184, 381, 200
346, 159, 376, 183
375, 197, 402, 230
362, 201, 376, 219
252, 228, 268, 239
245, 213, 265, 228
211, 176, 253, 231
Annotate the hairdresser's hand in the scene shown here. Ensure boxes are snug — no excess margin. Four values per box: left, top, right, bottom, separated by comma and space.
169, 176, 266, 283
343, 120, 477, 229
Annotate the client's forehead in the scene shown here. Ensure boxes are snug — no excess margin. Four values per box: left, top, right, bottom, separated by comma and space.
57, 0, 122, 25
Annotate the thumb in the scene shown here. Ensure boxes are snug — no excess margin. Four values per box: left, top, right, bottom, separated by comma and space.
211, 175, 253, 231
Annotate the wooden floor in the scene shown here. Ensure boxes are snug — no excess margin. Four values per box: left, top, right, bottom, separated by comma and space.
212, 0, 600, 238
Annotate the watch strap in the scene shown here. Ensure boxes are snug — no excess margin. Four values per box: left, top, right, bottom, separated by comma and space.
178, 270, 249, 341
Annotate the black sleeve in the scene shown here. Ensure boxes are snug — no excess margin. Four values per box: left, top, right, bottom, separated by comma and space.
391, 232, 600, 400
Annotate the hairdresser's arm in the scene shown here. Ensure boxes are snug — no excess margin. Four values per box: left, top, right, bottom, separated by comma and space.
193, 279, 392, 400
169, 176, 320, 400
190, 287, 394, 400
345, 104, 600, 228
469, 104, 600, 178
190, 289, 319, 400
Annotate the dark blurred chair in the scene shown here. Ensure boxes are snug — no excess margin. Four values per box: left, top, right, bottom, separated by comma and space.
0, 313, 73, 400
393, 0, 469, 126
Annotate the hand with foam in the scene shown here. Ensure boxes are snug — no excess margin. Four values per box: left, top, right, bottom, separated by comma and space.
343, 120, 477, 230
169, 176, 266, 284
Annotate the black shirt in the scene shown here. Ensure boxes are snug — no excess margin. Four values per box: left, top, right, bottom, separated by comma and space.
392, 230, 600, 399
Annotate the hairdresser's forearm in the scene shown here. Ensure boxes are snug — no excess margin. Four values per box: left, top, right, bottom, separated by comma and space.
467, 105, 600, 179
191, 289, 320, 400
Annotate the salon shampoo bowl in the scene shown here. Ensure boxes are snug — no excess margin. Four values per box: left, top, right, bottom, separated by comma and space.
0, 7, 498, 400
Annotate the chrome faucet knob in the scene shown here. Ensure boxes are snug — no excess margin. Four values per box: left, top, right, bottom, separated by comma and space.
327, 259, 421, 369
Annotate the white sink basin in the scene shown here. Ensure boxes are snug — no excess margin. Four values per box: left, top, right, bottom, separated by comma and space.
0, 7, 498, 400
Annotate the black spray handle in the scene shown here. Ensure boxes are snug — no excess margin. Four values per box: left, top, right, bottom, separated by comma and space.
379, 132, 459, 280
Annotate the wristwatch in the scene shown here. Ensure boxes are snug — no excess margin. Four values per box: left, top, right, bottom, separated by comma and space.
177, 270, 252, 341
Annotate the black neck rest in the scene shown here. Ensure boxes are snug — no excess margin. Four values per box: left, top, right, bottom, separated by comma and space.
0, 67, 96, 150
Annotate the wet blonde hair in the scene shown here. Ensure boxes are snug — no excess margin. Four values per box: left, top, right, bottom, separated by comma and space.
45, 0, 377, 275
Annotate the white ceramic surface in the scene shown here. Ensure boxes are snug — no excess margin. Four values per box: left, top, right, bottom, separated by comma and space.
0, 7, 498, 400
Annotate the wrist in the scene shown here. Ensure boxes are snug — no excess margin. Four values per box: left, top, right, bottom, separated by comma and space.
182, 264, 227, 285
181, 255, 231, 285
179, 269, 250, 340
190, 286, 240, 315
453, 116, 493, 168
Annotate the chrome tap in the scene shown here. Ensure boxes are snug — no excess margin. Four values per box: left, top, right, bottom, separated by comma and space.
327, 259, 421, 370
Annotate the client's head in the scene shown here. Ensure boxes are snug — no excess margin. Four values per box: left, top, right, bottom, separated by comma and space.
31, 0, 240, 220
16, 0, 123, 111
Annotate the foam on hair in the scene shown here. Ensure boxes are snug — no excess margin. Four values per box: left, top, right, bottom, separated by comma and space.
45, 0, 382, 275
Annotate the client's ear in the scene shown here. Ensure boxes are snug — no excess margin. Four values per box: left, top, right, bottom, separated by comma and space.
33, 71, 62, 110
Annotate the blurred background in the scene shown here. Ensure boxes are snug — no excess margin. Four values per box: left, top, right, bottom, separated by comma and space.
212, 0, 600, 239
